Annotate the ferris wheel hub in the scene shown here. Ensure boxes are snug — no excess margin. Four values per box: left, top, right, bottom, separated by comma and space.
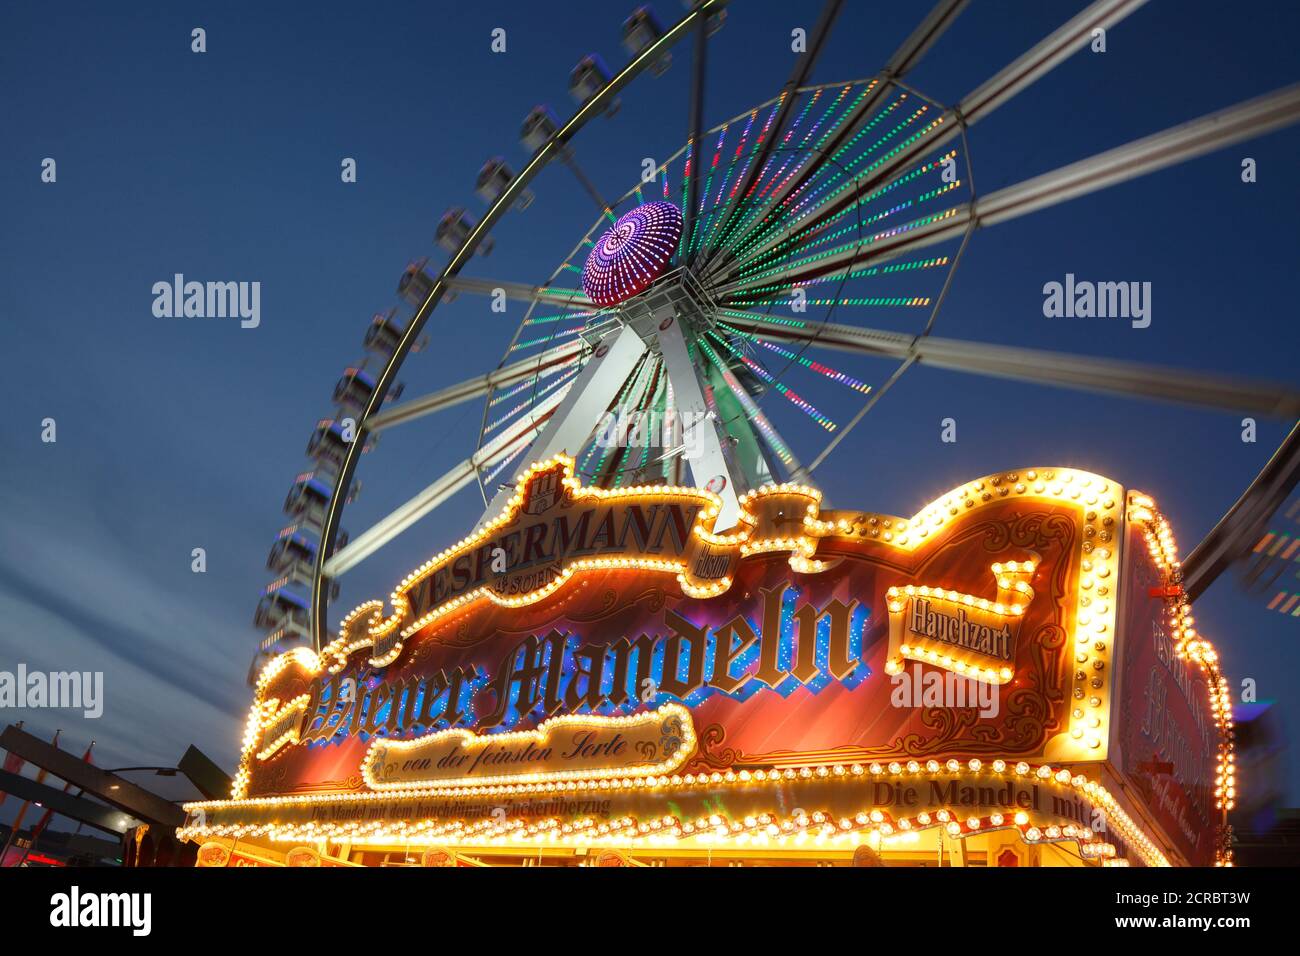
614, 264, 718, 346
581, 201, 683, 306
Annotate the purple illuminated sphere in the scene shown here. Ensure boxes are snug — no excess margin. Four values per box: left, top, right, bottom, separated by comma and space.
581, 201, 683, 307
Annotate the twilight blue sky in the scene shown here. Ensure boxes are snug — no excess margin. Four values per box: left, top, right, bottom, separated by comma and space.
1, 0, 1298, 819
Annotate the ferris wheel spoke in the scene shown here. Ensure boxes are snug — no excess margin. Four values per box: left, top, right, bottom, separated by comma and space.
441, 276, 592, 307
717, 206, 969, 295
367, 343, 582, 432
558, 151, 614, 214
681, 9, 710, 263
477, 323, 649, 526
698, 0, 969, 277
701, 0, 845, 264
658, 310, 746, 529
719, 79, 1300, 295
709, 0, 1151, 285
974, 81, 1300, 228
322, 408, 554, 579
880, 0, 970, 80
720, 310, 1300, 418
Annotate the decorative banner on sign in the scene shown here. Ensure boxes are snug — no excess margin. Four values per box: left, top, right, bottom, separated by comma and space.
196, 842, 284, 868
592, 848, 647, 867
884, 560, 1037, 684
362, 703, 695, 790
335, 455, 833, 670
262, 584, 863, 767
284, 845, 321, 867
257, 695, 310, 759
421, 846, 458, 867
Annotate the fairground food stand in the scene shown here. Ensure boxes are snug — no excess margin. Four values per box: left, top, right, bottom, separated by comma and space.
179, 457, 1235, 867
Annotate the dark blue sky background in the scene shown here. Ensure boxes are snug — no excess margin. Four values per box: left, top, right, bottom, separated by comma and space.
2, 0, 1298, 820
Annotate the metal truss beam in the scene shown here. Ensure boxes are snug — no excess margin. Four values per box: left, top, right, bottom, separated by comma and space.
0, 725, 184, 828
659, 310, 745, 529
0, 769, 138, 836
720, 311, 1300, 417
1183, 424, 1300, 601
324, 394, 564, 578
368, 342, 582, 432
478, 322, 650, 525
442, 276, 593, 308
681, 8, 710, 262
701, 0, 844, 264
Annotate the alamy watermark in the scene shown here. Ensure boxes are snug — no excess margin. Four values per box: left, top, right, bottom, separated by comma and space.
50, 887, 150, 936
0, 664, 103, 718
152, 273, 260, 328
889, 662, 998, 719
592, 408, 710, 460
1042, 273, 1151, 328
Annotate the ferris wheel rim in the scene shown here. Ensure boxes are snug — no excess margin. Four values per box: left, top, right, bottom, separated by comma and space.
306, 0, 731, 651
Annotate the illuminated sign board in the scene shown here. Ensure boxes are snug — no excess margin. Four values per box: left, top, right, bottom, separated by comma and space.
188, 459, 1233, 866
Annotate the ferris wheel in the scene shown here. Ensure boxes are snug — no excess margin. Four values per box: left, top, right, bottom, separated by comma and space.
251, 0, 1300, 680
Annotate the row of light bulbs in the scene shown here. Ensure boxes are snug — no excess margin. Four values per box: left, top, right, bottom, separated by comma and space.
1128, 493, 1237, 866
189, 754, 1168, 866
360, 703, 696, 792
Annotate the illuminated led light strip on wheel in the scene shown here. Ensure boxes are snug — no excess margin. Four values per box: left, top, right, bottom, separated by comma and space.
696, 335, 794, 465
687, 123, 729, 257
745, 87, 824, 206
483, 370, 578, 435
722, 91, 844, 248
717, 322, 871, 394
487, 360, 579, 408
743, 200, 917, 273
740, 172, 963, 277
730, 150, 958, 274
731, 101, 939, 264
706, 331, 836, 432
718, 308, 808, 330
712, 83, 873, 264
483, 442, 529, 484
710, 96, 785, 253
812, 82, 875, 154
734, 254, 951, 299
676, 143, 694, 260
523, 308, 601, 326
750, 176, 963, 276
725, 94, 912, 260
508, 325, 587, 352
819, 106, 937, 202
727, 295, 932, 308
695, 109, 756, 253
735, 206, 962, 287
737, 183, 962, 283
